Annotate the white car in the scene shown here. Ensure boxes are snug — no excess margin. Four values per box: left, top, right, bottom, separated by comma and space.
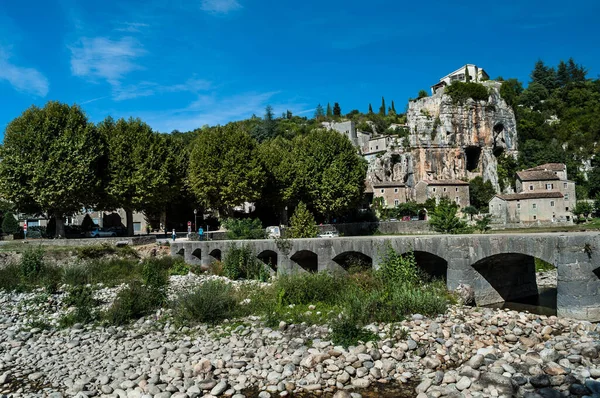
319, 231, 339, 238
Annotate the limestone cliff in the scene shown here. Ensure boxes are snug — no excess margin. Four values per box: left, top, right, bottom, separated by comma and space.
367, 82, 517, 192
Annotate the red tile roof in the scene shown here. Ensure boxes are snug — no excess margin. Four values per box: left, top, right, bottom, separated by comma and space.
525, 163, 566, 172
421, 179, 469, 186
495, 192, 563, 201
516, 170, 560, 181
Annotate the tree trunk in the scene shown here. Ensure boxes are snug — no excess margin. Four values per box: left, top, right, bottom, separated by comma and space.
125, 208, 134, 236
55, 214, 66, 238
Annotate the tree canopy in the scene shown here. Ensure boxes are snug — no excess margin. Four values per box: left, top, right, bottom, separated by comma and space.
0, 102, 102, 237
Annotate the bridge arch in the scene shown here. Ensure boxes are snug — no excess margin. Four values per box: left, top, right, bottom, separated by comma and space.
332, 251, 372, 272
401, 251, 448, 282
290, 250, 318, 273
209, 249, 222, 262
191, 248, 202, 261
175, 247, 185, 257
470, 252, 554, 306
257, 250, 278, 272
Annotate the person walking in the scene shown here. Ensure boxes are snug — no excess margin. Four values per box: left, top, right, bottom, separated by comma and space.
172, 229, 176, 242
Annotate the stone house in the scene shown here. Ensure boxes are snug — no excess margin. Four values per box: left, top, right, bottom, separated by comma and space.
414, 180, 470, 208
430, 64, 489, 94
372, 181, 410, 208
489, 163, 576, 224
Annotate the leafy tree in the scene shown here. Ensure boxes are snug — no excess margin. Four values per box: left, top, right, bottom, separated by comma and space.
572, 201, 593, 219
428, 197, 470, 234
287, 202, 318, 238
222, 218, 265, 240
475, 214, 492, 233
520, 82, 549, 108
417, 90, 429, 99
379, 97, 386, 116
0, 102, 102, 237
314, 104, 325, 120
463, 205, 478, 220
326, 103, 333, 118
1, 212, 19, 235
188, 125, 265, 217
445, 81, 489, 103
469, 177, 496, 212
499, 78, 523, 110
333, 102, 341, 117
290, 130, 367, 220
99, 117, 182, 236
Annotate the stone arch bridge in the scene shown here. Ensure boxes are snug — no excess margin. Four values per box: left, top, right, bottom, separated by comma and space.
171, 232, 600, 321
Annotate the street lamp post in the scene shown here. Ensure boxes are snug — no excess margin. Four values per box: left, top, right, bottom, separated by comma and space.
193, 209, 197, 233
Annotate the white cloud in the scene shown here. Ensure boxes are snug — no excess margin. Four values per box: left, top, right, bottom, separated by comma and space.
112, 77, 212, 101
200, 0, 242, 14
69, 36, 146, 86
115, 22, 150, 33
0, 48, 48, 97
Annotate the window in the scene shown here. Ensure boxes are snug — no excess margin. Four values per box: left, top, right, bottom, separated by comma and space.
529, 185, 534, 191
533, 215, 537, 220
394, 199, 399, 206
550, 201, 555, 207
490, 205, 494, 209
133, 222, 141, 232
456, 187, 459, 192
455, 196, 459, 203
566, 207, 569, 211
443, 187, 447, 192
564, 182, 568, 188
565, 194, 569, 200
517, 203, 521, 209
432, 188, 437, 193
546, 183, 553, 190
532, 203, 537, 209
380, 189, 384, 193
567, 216, 571, 221
375, 145, 379, 150
394, 188, 398, 193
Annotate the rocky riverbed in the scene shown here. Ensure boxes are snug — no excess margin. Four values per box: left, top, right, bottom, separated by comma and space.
1, 274, 599, 398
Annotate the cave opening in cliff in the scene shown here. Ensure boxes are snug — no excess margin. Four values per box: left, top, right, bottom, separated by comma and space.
493, 146, 505, 157
493, 123, 504, 134
465, 146, 482, 172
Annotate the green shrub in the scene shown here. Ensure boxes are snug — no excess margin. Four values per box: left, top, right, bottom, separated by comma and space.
445, 81, 490, 104
2, 212, 19, 234
172, 280, 238, 325
274, 272, 345, 306
223, 245, 269, 281
82, 258, 142, 287
377, 248, 421, 286
20, 246, 45, 279
77, 244, 116, 259
141, 257, 170, 290
104, 282, 163, 325
60, 285, 98, 327
169, 257, 190, 275
535, 258, 554, 272
63, 263, 90, 285
330, 317, 379, 348
0, 262, 23, 291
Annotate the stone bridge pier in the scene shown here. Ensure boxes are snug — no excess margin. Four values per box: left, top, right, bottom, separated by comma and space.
171, 232, 600, 321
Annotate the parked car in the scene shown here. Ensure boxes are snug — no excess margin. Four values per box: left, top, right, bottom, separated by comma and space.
106, 226, 128, 237
319, 231, 339, 238
266, 226, 281, 239
86, 227, 117, 238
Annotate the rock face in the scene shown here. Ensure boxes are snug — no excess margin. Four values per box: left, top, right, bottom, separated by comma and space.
368, 82, 518, 192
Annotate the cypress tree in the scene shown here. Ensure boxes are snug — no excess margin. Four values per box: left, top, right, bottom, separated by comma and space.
333, 102, 341, 117
326, 103, 333, 118
379, 97, 386, 116
368, 104, 374, 114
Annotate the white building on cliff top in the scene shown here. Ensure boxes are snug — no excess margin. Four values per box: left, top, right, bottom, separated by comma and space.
431, 64, 489, 94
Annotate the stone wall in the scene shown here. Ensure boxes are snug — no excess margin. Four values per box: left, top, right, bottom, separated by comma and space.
17, 236, 156, 247
172, 232, 600, 321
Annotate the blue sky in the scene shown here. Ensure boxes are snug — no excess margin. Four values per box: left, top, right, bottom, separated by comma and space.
1, 0, 599, 137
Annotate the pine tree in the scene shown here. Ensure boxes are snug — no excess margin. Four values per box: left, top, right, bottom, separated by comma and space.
333, 102, 341, 117
326, 103, 333, 118
530, 60, 557, 91
368, 104, 374, 114
314, 104, 325, 120
379, 97, 386, 116
567, 58, 587, 82
288, 202, 318, 238
557, 60, 569, 87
